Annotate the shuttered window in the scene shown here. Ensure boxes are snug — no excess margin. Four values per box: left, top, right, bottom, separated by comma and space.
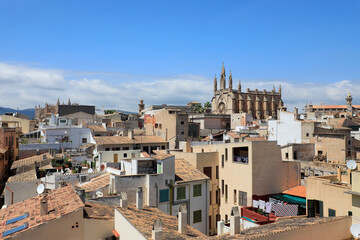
159, 189, 169, 203
177, 187, 186, 200
193, 184, 202, 197
328, 208, 336, 217
238, 191, 247, 206
193, 210, 202, 223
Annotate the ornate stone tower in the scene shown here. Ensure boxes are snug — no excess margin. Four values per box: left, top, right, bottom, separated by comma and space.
214, 75, 217, 93
139, 99, 145, 114
346, 92, 353, 115
229, 70, 233, 90
220, 63, 226, 90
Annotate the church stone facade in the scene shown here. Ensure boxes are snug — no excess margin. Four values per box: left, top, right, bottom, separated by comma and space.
211, 64, 283, 119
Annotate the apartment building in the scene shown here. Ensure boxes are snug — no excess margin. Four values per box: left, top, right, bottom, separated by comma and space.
144, 108, 188, 149
191, 140, 300, 222
0, 126, 17, 186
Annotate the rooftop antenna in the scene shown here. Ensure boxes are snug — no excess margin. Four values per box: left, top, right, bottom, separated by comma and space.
347, 160, 357, 170
350, 224, 360, 238
36, 183, 45, 195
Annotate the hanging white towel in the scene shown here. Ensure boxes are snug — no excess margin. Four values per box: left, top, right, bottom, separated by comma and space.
253, 200, 259, 208
259, 200, 266, 210
265, 202, 272, 213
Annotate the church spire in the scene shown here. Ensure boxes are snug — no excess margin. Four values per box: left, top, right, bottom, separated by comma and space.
229, 70, 233, 90
279, 84, 282, 95
214, 74, 217, 93
56, 98, 60, 106
220, 63, 226, 89
238, 80, 241, 92
68, 98, 71, 105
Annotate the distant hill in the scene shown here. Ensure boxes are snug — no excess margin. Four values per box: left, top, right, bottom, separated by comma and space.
0, 107, 35, 119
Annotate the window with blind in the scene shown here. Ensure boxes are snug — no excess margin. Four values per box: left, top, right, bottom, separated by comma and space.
193, 184, 202, 197
238, 191, 247, 206
177, 187, 186, 200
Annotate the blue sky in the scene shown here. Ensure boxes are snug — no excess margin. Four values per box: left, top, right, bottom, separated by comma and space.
0, 0, 360, 111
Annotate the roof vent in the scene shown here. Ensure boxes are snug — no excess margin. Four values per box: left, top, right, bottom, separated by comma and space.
152, 219, 163, 240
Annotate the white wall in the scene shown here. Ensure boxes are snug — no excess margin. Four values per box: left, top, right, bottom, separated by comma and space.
268, 111, 301, 146
114, 209, 147, 240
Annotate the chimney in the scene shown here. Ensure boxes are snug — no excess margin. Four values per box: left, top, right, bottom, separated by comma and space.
294, 107, 299, 120
152, 220, 163, 240
120, 192, 128, 208
40, 196, 48, 216
178, 203, 187, 235
136, 187, 143, 210
76, 188, 86, 204
217, 221, 225, 235
128, 130, 134, 140
230, 206, 241, 236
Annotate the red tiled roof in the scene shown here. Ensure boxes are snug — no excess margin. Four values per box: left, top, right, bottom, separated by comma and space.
87, 125, 107, 133
175, 159, 209, 183
79, 173, 110, 193
283, 185, 306, 198
0, 186, 84, 239
11, 153, 52, 170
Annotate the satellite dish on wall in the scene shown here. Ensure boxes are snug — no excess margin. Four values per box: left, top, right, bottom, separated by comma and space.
96, 191, 103, 197
347, 160, 357, 170
88, 168, 93, 173
37, 184, 45, 195
350, 224, 360, 238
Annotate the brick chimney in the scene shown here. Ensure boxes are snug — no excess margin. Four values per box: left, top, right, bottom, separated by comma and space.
136, 187, 143, 210
128, 130, 134, 140
230, 206, 240, 236
178, 203, 187, 235
40, 196, 48, 216
152, 219, 163, 240
120, 192, 128, 208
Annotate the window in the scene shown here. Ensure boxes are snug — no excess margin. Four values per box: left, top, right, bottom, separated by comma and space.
193, 184, 202, 197
203, 167, 212, 179
225, 185, 228, 203
328, 208, 336, 217
105, 148, 110, 151
225, 214, 228, 222
221, 180, 224, 195
181, 121, 184, 125
216, 166, 219, 179
238, 191, 247, 206
293, 151, 297, 160
159, 189, 169, 203
161, 145, 165, 150
209, 216, 211, 230
234, 190, 237, 204
82, 138, 87, 143
209, 191, 212, 205
157, 162, 163, 174
123, 153, 127, 158
216, 190, 220, 204
306, 133, 309, 137
123, 147, 129, 150
177, 187, 186, 200
181, 131, 185, 135
285, 153, 289, 159
221, 155, 224, 167
233, 147, 248, 163
349, 211, 353, 216
225, 148, 228, 161
318, 150, 323, 155
193, 210, 202, 223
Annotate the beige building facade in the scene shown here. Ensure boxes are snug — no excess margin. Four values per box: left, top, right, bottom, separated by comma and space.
191, 140, 300, 222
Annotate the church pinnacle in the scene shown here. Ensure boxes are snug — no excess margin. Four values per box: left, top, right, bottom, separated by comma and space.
220, 63, 226, 90
229, 70, 233, 90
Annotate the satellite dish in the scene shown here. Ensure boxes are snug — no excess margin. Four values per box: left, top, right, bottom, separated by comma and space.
351, 224, 360, 238
96, 191, 103, 197
88, 168, 93, 173
37, 184, 45, 195
347, 160, 357, 170
223, 134, 230, 141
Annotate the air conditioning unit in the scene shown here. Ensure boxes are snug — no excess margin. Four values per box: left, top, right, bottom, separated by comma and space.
79, 175, 87, 183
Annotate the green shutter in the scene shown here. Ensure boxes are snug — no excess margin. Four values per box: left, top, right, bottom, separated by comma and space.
177, 187, 186, 200
159, 189, 169, 203
328, 209, 336, 217
307, 200, 315, 218
157, 162, 162, 174
193, 184, 202, 197
319, 201, 323, 217
193, 210, 202, 223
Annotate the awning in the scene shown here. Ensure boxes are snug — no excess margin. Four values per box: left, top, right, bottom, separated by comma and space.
273, 194, 306, 206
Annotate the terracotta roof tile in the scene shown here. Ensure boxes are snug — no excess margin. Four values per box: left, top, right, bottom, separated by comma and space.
283, 186, 306, 198
116, 204, 205, 239
87, 125, 107, 133
79, 173, 110, 193
94, 135, 167, 145
7, 169, 37, 182
11, 153, 52, 170
0, 185, 84, 239
84, 201, 114, 220
152, 150, 173, 160
175, 159, 209, 183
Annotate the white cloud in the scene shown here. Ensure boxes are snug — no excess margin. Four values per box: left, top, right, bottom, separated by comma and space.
0, 62, 359, 113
